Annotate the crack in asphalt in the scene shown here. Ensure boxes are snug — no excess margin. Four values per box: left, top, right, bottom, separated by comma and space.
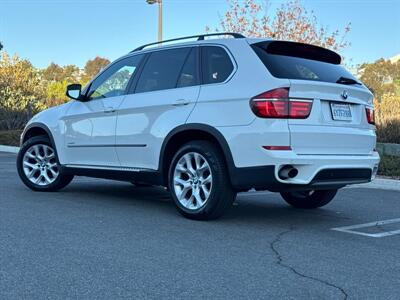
270, 228, 349, 300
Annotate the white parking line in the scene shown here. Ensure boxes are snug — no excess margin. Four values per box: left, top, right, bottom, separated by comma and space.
332, 218, 400, 238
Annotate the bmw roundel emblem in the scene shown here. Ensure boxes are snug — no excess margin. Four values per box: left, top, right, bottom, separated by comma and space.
341, 90, 348, 100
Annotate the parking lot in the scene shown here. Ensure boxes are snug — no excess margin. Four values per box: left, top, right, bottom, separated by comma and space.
1, 151, 399, 299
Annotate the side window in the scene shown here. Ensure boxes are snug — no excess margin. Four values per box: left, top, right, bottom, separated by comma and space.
201, 46, 234, 84
177, 48, 198, 88
135, 48, 191, 93
87, 55, 143, 100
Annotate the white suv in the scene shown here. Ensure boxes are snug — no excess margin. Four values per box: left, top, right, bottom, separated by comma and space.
17, 33, 380, 220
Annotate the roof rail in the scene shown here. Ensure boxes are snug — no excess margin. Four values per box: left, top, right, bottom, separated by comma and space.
131, 32, 246, 52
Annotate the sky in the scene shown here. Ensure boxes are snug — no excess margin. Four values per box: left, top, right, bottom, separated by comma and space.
0, 0, 399, 69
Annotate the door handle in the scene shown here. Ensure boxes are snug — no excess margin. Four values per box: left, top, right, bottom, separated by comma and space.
104, 107, 116, 113
173, 99, 190, 106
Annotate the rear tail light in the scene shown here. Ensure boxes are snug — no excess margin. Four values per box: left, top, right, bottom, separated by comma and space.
365, 107, 375, 125
250, 88, 313, 119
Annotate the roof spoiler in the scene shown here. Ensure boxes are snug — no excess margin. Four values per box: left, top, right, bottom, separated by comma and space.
254, 40, 342, 64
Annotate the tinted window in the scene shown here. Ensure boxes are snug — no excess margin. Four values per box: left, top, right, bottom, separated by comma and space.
201, 46, 234, 84
87, 55, 143, 100
136, 48, 191, 93
252, 42, 357, 84
177, 48, 198, 88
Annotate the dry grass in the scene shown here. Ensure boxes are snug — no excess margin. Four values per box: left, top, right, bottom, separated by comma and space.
375, 95, 400, 143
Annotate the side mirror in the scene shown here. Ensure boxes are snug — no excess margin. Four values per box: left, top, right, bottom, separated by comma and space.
66, 83, 84, 101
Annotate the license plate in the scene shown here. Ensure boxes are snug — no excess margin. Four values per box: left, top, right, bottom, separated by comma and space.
330, 103, 352, 121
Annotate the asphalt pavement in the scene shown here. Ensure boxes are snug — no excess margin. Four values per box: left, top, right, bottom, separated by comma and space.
1, 151, 399, 299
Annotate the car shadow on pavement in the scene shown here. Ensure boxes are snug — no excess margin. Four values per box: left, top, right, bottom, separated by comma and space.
58, 180, 350, 226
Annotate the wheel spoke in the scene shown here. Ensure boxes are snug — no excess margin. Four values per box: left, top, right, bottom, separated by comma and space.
194, 153, 202, 169
47, 162, 57, 168
185, 195, 195, 209
201, 185, 210, 199
48, 168, 59, 177
174, 177, 190, 187
202, 175, 212, 185
197, 162, 208, 174
26, 152, 37, 160
35, 145, 44, 160
27, 168, 38, 178
183, 154, 196, 175
179, 185, 191, 201
42, 172, 52, 184
175, 164, 187, 173
23, 161, 38, 170
193, 188, 204, 207
45, 146, 55, 159
35, 174, 43, 184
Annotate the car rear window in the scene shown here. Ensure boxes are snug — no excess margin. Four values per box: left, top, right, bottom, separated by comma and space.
251, 41, 357, 84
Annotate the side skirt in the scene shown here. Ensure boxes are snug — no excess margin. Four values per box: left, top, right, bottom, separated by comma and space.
61, 165, 164, 186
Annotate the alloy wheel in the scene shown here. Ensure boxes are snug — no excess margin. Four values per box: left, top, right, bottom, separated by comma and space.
22, 144, 59, 186
173, 152, 213, 210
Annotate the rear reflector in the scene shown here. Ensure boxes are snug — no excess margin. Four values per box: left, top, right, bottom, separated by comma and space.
250, 88, 312, 119
366, 107, 375, 125
263, 146, 292, 151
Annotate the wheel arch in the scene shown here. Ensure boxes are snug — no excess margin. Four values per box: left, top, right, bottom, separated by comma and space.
21, 123, 56, 145
158, 123, 236, 186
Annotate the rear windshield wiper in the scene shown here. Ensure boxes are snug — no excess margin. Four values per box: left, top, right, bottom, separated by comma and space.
336, 76, 361, 85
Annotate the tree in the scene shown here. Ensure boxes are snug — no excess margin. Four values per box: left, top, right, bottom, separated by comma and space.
42, 62, 65, 81
358, 59, 400, 99
62, 64, 80, 82
207, 0, 351, 52
42, 63, 79, 82
0, 42, 3, 51
45, 80, 70, 107
0, 52, 45, 130
83, 56, 110, 82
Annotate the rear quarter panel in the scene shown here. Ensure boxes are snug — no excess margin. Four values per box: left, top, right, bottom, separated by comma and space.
187, 39, 290, 127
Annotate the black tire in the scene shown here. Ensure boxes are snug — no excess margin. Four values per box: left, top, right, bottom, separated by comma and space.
17, 135, 74, 192
168, 140, 236, 220
280, 189, 338, 209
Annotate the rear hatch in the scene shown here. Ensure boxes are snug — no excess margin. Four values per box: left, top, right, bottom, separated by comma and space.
251, 41, 375, 155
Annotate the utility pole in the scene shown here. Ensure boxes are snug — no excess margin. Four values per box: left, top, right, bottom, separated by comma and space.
146, 0, 163, 42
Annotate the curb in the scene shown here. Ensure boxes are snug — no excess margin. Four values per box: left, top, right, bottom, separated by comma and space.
349, 178, 400, 192
0, 145, 20, 154
1, 144, 399, 191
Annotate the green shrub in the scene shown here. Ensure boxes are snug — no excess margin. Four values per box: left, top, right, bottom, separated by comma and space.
378, 155, 400, 178
0, 130, 22, 146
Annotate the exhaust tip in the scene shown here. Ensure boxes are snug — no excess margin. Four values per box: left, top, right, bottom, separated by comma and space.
287, 168, 298, 178
278, 165, 298, 180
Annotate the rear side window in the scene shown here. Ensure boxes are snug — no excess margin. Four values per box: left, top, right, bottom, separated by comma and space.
251, 41, 357, 84
201, 46, 234, 84
136, 47, 191, 93
177, 48, 199, 88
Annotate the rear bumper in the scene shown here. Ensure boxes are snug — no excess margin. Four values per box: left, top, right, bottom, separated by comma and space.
229, 153, 380, 192
231, 165, 374, 192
